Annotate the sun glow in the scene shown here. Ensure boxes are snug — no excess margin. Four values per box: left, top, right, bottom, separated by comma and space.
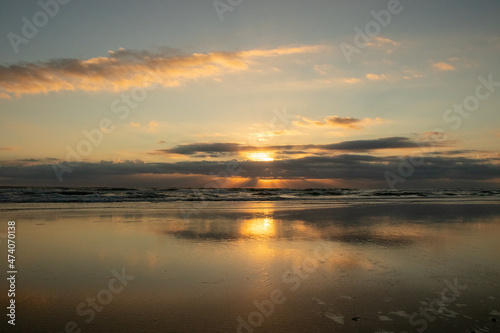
246, 152, 275, 161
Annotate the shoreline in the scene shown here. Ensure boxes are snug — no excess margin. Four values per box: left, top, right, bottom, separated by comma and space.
1, 200, 499, 332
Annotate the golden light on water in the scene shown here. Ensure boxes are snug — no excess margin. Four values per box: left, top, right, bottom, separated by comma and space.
240, 217, 276, 238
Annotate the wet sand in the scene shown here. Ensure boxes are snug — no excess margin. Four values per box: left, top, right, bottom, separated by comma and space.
1, 201, 499, 332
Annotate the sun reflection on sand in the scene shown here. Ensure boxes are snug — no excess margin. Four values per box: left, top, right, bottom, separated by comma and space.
240, 217, 276, 239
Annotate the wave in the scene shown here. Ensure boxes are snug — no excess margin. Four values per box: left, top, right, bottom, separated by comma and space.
0, 187, 499, 203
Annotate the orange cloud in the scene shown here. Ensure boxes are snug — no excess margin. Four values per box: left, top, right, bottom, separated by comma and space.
366, 73, 390, 81
367, 36, 400, 47
239, 45, 323, 58
0, 45, 322, 98
432, 62, 456, 71
402, 69, 425, 80
366, 37, 400, 55
148, 121, 159, 132
337, 77, 362, 84
130, 122, 140, 127
0, 147, 17, 151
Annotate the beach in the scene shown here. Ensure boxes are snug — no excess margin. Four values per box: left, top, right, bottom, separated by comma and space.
2, 0, 499, 331
1, 198, 499, 332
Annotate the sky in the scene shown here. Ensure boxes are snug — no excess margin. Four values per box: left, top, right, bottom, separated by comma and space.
0, 0, 499, 188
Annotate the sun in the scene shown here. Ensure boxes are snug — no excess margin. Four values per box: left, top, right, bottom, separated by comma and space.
246, 152, 275, 161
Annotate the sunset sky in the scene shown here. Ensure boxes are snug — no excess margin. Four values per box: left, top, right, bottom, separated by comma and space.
1, 0, 499, 188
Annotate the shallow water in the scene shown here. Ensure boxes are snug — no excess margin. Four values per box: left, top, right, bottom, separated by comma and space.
1, 201, 499, 332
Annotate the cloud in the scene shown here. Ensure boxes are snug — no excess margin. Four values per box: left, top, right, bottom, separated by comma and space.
427, 150, 478, 156
0, 157, 57, 166
314, 64, 336, 75
156, 143, 246, 156
367, 37, 400, 48
149, 121, 159, 131
319, 137, 428, 151
295, 116, 385, 130
366, 37, 400, 55
420, 131, 447, 142
402, 69, 425, 80
0, 147, 17, 151
336, 77, 362, 84
297, 116, 363, 129
153, 136, 442, 157
432, 62, 456, 71
157, 140, 166, 144
366, 73, 391, 81
322, 71, 421, 85
0, 92, 11, 99
239, 45, 324, 58
0, 45, 322, 98
130, 122, 140, 127
1, 154, 499, 188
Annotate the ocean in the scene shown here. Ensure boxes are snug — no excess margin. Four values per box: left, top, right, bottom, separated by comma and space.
0, 187, 499, 332
1, 186, 499, 203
